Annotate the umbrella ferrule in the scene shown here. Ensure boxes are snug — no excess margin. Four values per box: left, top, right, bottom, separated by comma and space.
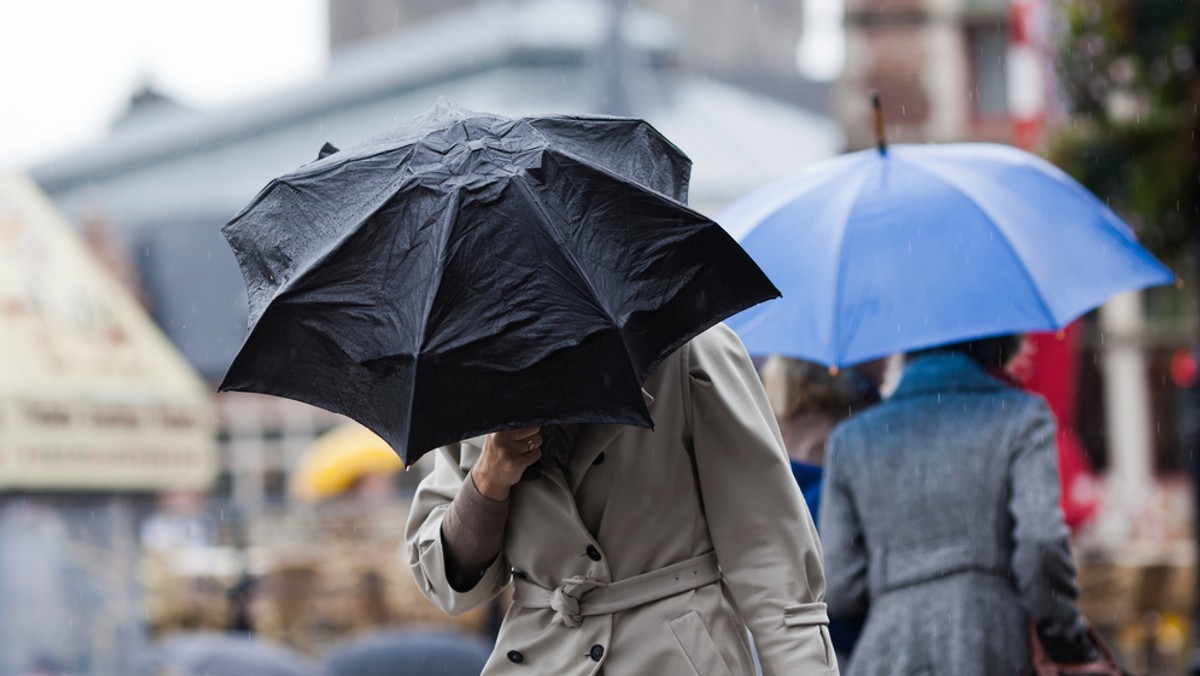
871, 91, 888, 156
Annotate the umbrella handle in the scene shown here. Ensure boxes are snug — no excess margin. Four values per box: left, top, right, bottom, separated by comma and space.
872, 91, 887, 155
520, 460, 542, 482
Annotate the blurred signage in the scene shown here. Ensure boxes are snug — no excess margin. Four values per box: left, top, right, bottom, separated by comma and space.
0, 174, 216, 490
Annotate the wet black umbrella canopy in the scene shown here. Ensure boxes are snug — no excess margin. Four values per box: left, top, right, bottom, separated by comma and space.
221, 101, 778, 464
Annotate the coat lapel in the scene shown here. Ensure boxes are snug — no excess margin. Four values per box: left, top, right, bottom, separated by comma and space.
567, 388, 655, 493
467, 434, 575, 495
462, 388, 655, 496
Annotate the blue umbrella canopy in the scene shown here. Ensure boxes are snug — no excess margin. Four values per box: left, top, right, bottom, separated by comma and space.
719, 142, 1175, 367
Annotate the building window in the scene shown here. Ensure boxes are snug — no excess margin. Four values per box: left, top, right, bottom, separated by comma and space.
967, 24, 1009, 117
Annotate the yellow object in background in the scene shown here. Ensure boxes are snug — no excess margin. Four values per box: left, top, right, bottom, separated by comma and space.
290, 424, 404, 502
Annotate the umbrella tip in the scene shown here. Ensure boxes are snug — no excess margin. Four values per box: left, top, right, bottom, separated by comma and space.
318, 142, 340, 160
871, 91, 888, 156
828, 365, 840, 376
1176, 277, 1186, 290
1055, 329, 1066, 341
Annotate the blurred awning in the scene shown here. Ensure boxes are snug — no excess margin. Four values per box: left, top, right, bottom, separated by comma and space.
0, 173, 216, 491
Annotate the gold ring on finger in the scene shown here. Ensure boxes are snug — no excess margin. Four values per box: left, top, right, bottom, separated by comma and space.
525, 436, 535, 451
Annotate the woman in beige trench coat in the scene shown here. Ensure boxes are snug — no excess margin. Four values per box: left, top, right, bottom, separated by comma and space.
405, 325, 838, 675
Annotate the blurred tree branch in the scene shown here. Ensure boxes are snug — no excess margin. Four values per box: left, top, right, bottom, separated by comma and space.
1052, 0, 1200, 265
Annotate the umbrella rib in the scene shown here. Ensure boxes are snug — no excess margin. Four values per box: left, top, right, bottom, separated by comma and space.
829, 165, 882, 367
407, 188, 464, 448
549, 146, 692, 209
936, 144, 1143, 243
725, 152, 867, 244
510, 174, 618, 326
509, 174, 649, 390
893, 155, 1060, 327
249, 171, 414, 331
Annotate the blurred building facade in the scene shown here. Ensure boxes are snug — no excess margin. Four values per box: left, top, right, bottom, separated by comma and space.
328, 0, 829, 113
30, 0, 843, 507
0, 175, 216, 492
838, 0, 1016, 147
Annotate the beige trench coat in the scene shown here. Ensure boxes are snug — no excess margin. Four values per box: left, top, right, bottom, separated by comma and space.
405, 325, 837, 675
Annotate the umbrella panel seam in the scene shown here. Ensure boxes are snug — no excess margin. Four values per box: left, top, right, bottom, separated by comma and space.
830, 162, 884, 367
889, 153, 1060, 328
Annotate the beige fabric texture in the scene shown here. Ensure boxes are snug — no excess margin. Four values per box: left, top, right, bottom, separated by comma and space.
440, 472, 509, 588
406, 324, 838, 675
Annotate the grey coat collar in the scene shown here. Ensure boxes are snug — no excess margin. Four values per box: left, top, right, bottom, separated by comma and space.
889, 352, 1009, 401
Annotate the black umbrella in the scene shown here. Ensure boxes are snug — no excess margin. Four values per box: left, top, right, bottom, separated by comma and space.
221, 101, 778, 464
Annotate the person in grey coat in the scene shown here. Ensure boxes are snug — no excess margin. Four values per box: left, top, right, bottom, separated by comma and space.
820, 336, 1097, 675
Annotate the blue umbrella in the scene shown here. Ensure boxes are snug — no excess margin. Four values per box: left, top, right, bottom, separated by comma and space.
718, 142, 1175, 367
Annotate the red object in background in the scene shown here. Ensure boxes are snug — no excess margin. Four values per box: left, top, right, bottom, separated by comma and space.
1013, 118, 1042, 154
1010, 325, 1099, 531
1171, 347, 1198, 389
1008, 0, 1046, 150
1005, 0, 1098, 530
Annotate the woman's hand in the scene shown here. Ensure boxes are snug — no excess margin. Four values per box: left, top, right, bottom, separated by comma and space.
472, 427, 542, 501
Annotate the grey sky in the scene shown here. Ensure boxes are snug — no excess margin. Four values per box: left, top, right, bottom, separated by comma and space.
1, 0, 326, 169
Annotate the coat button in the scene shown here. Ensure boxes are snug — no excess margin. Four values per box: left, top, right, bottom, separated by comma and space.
585, 545, 602, 561
507, 650, 524, 664
589, 644, 605, 662
592, 452, 605, 465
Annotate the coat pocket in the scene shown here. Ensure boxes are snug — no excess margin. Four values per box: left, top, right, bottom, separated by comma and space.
668, 611, 735, 676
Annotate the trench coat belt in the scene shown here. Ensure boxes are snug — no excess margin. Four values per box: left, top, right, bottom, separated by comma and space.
511, 551, 722, 628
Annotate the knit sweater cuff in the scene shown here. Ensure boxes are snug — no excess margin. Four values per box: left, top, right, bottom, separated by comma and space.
441, 470, 509, 591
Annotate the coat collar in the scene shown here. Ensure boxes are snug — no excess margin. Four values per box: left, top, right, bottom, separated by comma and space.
566, 388, 654, 493
462, 388, 655, 495
888, 352, 1009, 401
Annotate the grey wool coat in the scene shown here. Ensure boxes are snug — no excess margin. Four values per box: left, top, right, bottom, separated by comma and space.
406, 325, 838, 675
820, 352, 1092, 676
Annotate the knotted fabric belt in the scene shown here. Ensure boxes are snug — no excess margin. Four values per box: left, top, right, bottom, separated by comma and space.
511, 551, 721, 628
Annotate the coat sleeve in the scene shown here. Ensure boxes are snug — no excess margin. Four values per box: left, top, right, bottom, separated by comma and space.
819, 423, 870, 619
686, 325, 838, 676
1008, 399, 1096, 663
405, 443, 512, 616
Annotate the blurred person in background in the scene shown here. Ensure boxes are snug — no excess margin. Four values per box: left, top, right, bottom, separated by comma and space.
140, 490, 216, 551
820, 335, 1098, 674
760, 356, 882, 521
761, 355, 881, 666
406, 325, 838, 675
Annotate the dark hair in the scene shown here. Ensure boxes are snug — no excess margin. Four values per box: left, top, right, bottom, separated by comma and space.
907, 334, 1023, 370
